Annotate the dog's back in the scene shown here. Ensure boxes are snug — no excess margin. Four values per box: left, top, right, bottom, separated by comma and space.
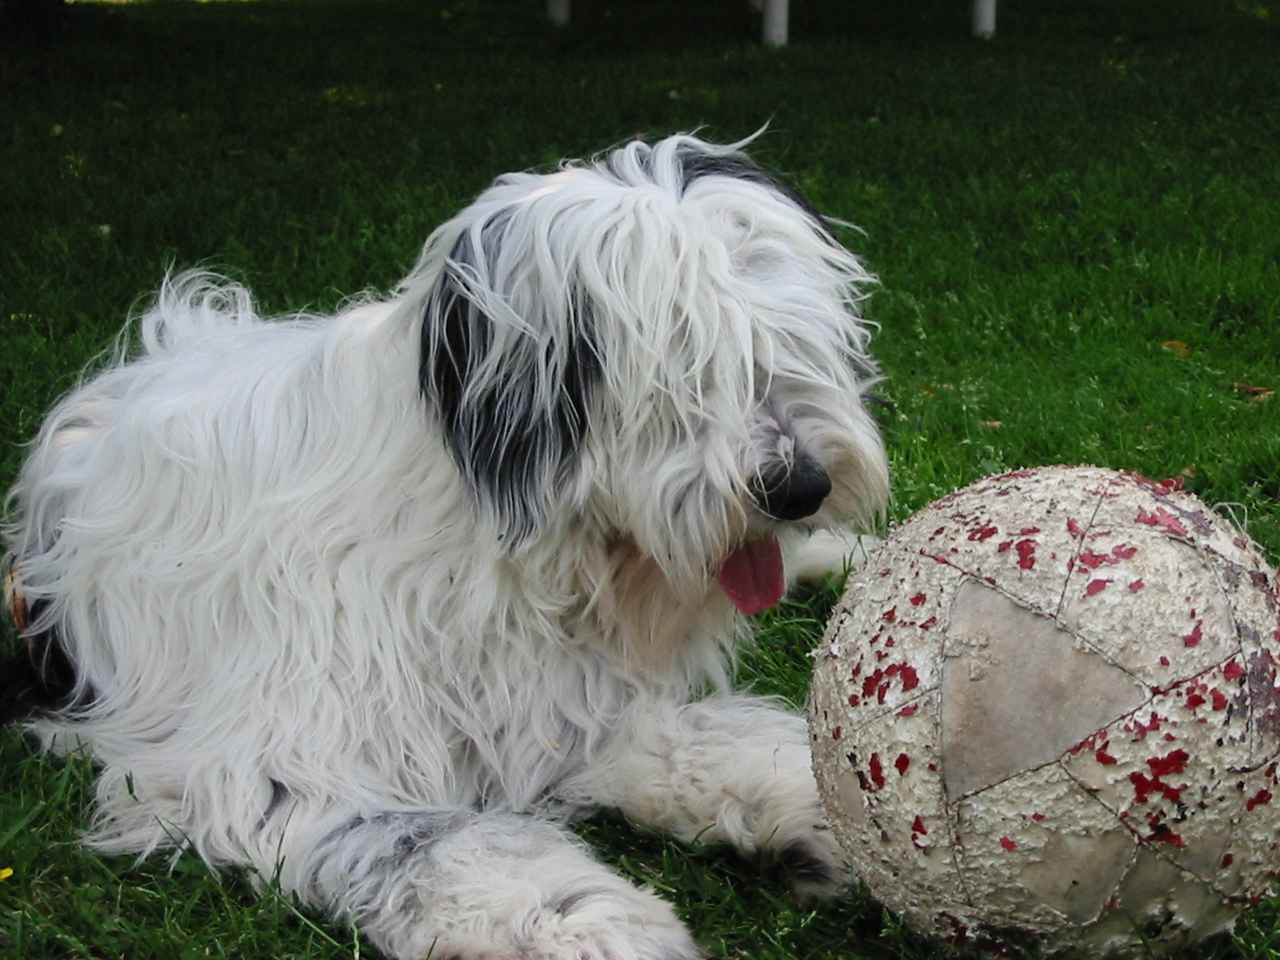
2, 272, 280, 725
1, 272, 374, 733
0, 266, 493, 862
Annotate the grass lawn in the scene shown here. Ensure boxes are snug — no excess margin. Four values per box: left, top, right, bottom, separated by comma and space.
2, 0, 1279, 956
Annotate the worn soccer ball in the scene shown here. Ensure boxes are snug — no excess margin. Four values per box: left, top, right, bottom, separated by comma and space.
808, 465, 1280, 956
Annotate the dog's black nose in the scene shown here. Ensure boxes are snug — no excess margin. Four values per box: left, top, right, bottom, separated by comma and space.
750, 455, 832, 521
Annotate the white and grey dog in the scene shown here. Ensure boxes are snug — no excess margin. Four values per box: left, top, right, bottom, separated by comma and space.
3, 133, 888, 959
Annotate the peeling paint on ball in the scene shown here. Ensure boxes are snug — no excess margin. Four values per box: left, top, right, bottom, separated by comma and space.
808, 465, 1280, 957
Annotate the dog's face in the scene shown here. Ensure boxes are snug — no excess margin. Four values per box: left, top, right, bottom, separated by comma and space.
411, 134, 888, 613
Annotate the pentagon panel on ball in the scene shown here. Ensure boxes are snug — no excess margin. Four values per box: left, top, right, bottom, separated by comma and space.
807, 465, 1280, 957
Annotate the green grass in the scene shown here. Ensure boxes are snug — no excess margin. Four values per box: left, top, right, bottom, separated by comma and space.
2, 0, 1279, 956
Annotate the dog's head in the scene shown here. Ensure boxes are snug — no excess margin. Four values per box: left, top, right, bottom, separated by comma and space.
409, 133, 888, 614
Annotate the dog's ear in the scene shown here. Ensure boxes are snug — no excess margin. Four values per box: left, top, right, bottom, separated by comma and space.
418, 211, 600, 546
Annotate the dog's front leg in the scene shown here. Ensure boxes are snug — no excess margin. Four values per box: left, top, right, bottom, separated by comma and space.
557, 695, 847, 900
262, 806, 700, 960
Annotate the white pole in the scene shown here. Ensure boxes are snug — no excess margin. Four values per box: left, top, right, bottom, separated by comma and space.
548, 0, 570, 28
762, 0, 788, 47
972, 0, 996, 39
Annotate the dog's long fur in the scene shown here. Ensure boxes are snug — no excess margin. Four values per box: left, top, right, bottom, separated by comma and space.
4, 133, 888, 959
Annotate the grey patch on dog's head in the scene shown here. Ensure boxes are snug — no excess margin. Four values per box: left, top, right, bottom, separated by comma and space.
419, 208, 602, 546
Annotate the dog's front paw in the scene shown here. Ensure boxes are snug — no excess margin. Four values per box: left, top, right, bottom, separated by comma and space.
343, 813, 700, 960
769, 814, 849, 902
429, 878, 699, 960
520, 880, 700, 960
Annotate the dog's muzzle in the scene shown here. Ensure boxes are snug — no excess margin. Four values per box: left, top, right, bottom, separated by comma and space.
750, 454, 831, 521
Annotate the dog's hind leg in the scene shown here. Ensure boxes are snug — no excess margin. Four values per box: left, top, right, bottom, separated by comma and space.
555, 694, 848, 902
254, 804, 700, 960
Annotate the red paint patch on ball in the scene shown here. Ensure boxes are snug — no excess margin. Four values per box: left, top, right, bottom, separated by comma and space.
1015, 539, 1037, 570
1129, 713, 1163, 738
1079, 544, 1139, 571
1184, 621, 1203, 648
899, 664, 920, 693
1247, 789, 1273, 812
1224, 660, 1246, 682
895, 753, 911, 776
861, 670, 883, 699
1129, 750, 1189, 805
1078, 550, 1110, 570
897, 705, 918, 718
1136, 506, 1189, 537
1086, 578, 1112, 597
969, 525, 998, 542
1129, 772, 1160, 804
1129, 579, 1146, 593
1146, 821, 1186, 848
909, 592, 927, 607
869, 753, 886, 790
1148, 749, 1190, 778
999, 836, 1018, 852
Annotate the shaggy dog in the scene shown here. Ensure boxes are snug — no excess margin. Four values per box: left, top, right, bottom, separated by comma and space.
3, 133, 888, 959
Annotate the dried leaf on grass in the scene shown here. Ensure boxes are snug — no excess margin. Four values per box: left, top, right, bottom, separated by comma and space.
1233, 382, 1275, 402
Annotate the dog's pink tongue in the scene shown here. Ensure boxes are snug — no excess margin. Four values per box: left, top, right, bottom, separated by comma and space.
717, 537, 785, 615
